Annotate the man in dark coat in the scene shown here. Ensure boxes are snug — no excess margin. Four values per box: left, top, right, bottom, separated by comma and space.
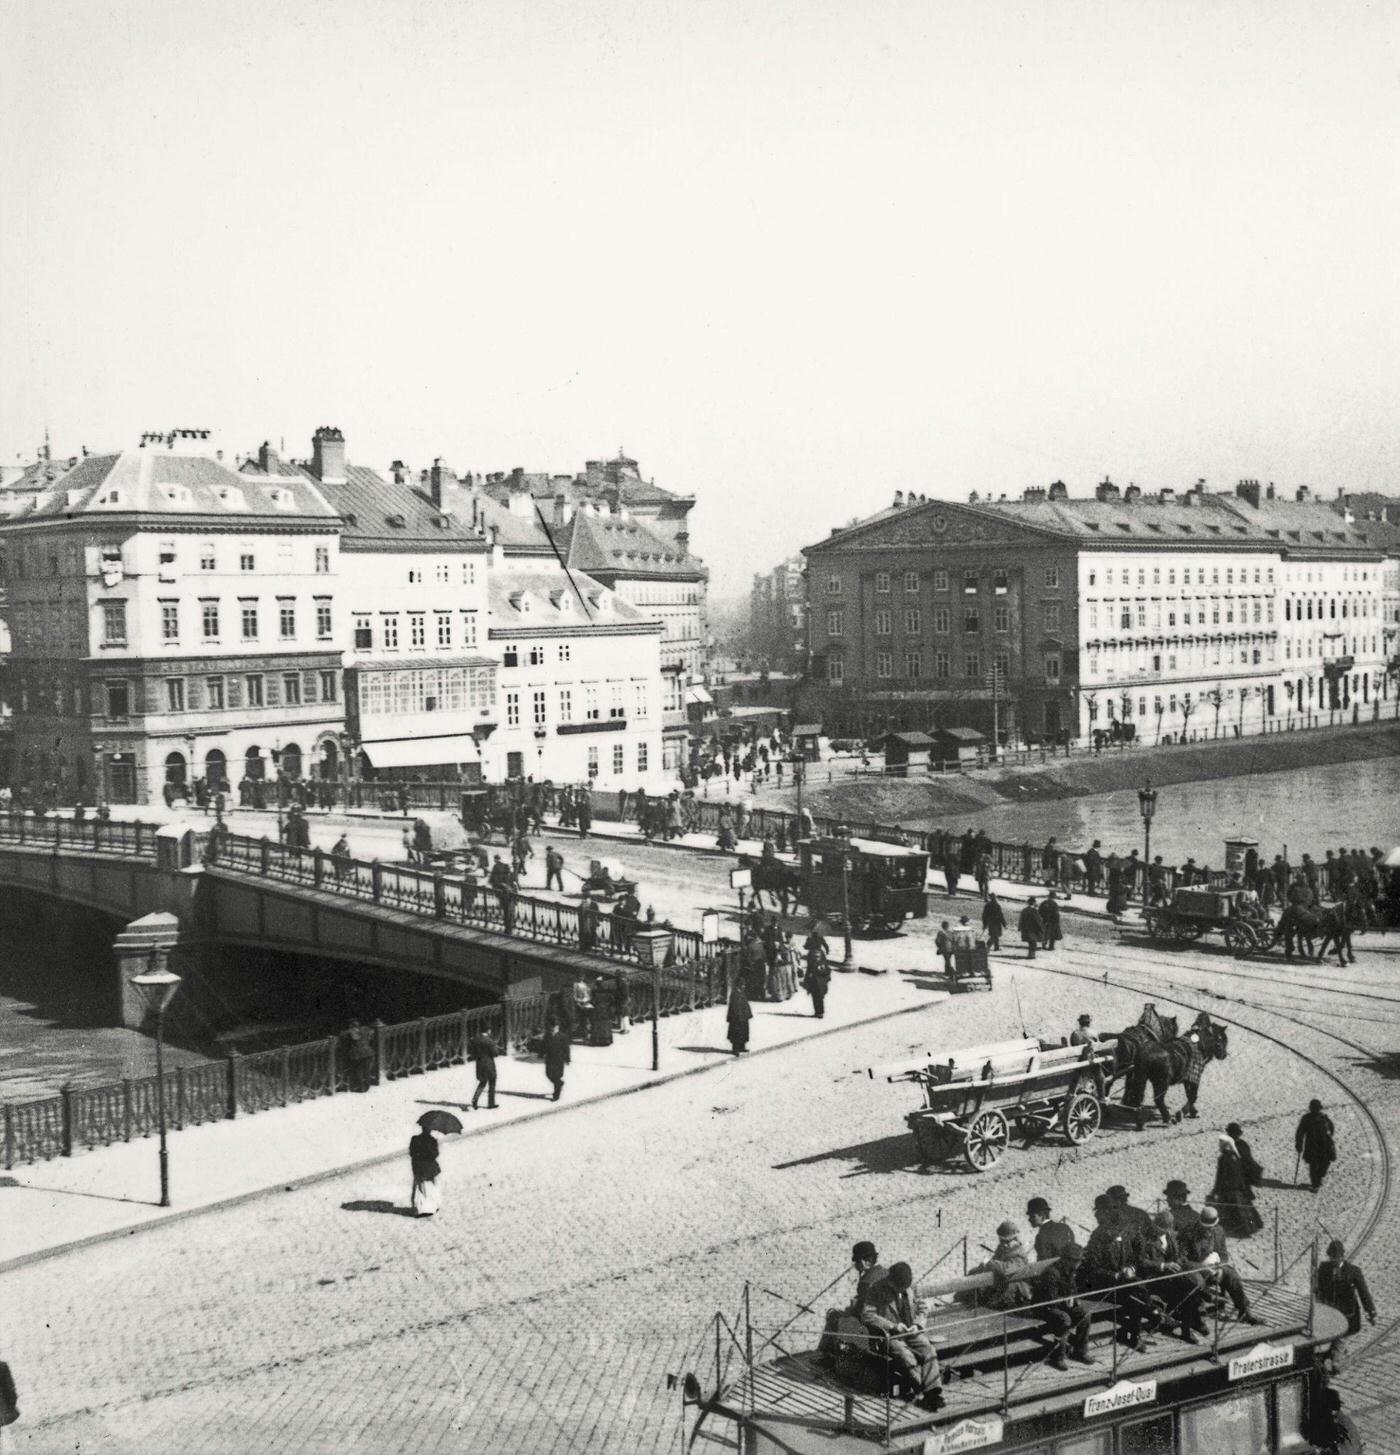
0, 1352, 17, 1431
1079, 1195, 1150, 1348
1139, 1211, 1206, 1342
1084, 841, 1104, 896
576, 788, 592, 838
861, 1263, 942, 1409
344, 1019, 376, 1092
981, 894, 1006, 951
1026, 1197, 1092, 1368
817, 1241, 888, 1361
543, 1019, 571, 1101
1106, 1185, 1155, 1246
612, 889, 641, 954
1163, 1180, 1201, 1240
468, 1029, 500, 1109
1018, 901, 1044, 958
1178, 1205, 1261, 1323
589, 975, 614, 1046
1040, 893, 1062, 951
943, 852, 960, 897
489, 855, 517, 933
577, 892, 600, 952
806, 947, 832, 1019
934, 921, 954, 977
1316, 1240, 1377, 1336
1295, 1099, 1336, 1192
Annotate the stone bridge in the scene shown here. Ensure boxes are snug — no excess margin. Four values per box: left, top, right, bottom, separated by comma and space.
0, 815, 724, 1028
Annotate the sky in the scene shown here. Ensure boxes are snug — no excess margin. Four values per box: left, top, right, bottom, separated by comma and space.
2, 0, 1397, 599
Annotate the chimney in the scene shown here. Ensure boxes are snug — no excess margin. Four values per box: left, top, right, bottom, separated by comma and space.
429, 457, 458, 508
1122, 483, 1142, 504
894, 489, 905, 507
1295, 484, 1311, 502
391, 459, 408, 486
553, 493, 574, 527
489, 525, 504, 569
258, 440, 280, 474
310, 426, 346, 484
1159, 486, 1176, 504
1047, 480, 1068, 501
1234, 478, 1261, 508
1022, 485, 1047, 503
1094, 477, 1120, 502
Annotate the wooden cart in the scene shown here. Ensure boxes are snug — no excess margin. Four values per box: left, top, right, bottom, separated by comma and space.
882, 1037, 1114, 1171
948, 940, 992, 991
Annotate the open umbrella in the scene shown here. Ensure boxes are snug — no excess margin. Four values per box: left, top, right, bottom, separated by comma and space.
417, 1109, 464, 1135
1381, 847, 1400, 868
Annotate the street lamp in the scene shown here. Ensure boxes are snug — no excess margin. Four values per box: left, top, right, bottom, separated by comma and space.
129, 960, 182, 1207
1137, 781, 1158, 901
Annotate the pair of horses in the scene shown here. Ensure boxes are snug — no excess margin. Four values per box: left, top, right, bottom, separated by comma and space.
1101, 1009, 1230, 1129
1274, 902, 1361, 966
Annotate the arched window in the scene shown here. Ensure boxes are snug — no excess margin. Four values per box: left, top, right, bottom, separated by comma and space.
204, 748, 228, 790
164, 751, 187, 786
245, 746, 265, 782
318, 740, 339, 780
279, 743, 302, 779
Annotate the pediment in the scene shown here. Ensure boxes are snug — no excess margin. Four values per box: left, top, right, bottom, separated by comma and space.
806, 500, 1064, 553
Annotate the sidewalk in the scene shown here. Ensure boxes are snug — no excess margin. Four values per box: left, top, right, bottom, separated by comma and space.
0, 959, 949, 1272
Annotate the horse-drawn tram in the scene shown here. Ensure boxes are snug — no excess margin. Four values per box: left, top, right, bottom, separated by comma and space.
798, 835, 930, 935
876, 1038, 1116, 1171
687, 1264, 1350, 1455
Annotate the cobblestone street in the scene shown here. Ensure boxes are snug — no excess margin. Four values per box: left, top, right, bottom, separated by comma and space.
4, 912, 1399, 1453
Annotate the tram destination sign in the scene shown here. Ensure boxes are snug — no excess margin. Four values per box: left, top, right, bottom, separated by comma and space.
1228, 1342, 1294, 1382
1084, 1379, 1158, 1418
922, 1416, 1004, 1454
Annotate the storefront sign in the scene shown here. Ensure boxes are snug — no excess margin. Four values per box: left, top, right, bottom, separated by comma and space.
922, 1416, 1004, 1454
1228, 1342, 1293, 1381
1084, 1379, 1158, 1418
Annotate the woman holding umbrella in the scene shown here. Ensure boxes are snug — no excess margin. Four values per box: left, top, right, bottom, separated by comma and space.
409, 1110, 461, 1218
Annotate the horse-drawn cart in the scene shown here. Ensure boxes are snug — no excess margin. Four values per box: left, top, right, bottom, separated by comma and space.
1143, 887, 1271, 955
879, 1037, 1114, 1171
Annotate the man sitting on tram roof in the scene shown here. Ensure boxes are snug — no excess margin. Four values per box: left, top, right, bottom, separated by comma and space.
1178, 1205, 1262, 1325
1026, 1197, 1093, 1370
816, 1242, 886, 1364
860, 1262, 944, 1411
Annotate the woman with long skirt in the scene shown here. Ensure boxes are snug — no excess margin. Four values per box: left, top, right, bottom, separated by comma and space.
1210, 1132, 1262, 1237
409, 1128, 441, 1218
727, 983, 752, 1056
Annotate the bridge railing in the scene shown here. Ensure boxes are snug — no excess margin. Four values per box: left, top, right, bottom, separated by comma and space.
0, 811, 156, 858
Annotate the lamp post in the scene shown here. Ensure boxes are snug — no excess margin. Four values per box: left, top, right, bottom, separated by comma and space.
129, 959, 182, 1207
839, 835, 855, 967
1137, 781, 1158, 902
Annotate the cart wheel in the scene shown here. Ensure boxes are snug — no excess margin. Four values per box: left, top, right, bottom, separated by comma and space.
1177, 922, 1205, 942
1144, 913, 1166, 940
964, 1110, 1009, 1171
1223, 925, 1251, 957
1062, 1092, 1101, 1145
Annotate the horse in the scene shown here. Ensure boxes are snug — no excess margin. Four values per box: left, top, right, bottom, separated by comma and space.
1109, 1011, 1230, 1128
1275, 904, 1320, 961
739, 853, 802, 915
1315, 902, 1361, 967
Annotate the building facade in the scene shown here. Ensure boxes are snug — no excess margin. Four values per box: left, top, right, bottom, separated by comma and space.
0, 433, 344, 804
801, 479, 1389, 747
748, 555, 807, 673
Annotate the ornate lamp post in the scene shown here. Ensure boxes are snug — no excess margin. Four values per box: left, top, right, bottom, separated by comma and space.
1137, 781, 1158, 901
129, 959, 182, 1207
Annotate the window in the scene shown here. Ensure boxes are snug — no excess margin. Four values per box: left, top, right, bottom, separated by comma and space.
962, 570, 978, 594
528, 645, 545, 666
874, 571, 890, 593
585, 684, 600, 720
827, 610, 844, 637
1044, 565, 1059, 588
320, 670, 339, 702
933, 606, 951, 633
608, 683, 625, 719
314, 545, 330, 574
612, 743, 625, 775
1152, 567, 1161, 585
875, 651, 892, 678
461, 611, 479, 648
160, 601, 179, 641
241, 601, 259, 639
874, 609, 891, 635
903, 571, 918, 593
935, 651, 950, 678
933, 569, 949, 591
317, 600, 333, 639
1136, 603, 1147, 628
1044, 603, 1060, 631
407, 568, 423, 584
353, 614, 372, 650
206, 677, 225, 710
1045, 655, 1061, 683
102, 601, 127, 644
240, 549, 255, 571
165, 678, 185, 712
826, 575, 842, 595
245, 674, 264, 707
279, 599, 296, 639
904, 609, 920, 634
994, 650, 1010, 680
1088, 569, 1097, 586
993, 569, 1008, 594
905, 651, 922, 679
200, 543, 217, 571
105, 680, 130, 718
435, 612, 451, 648
826, 655, 844, 684
1179, 1391, 1266, 1453
556, 641, 569, 662
1152, 653, 1162, 672
587, 745, 599, 778
637, 742, 649, 773
282, 673, 302, 706
409, 613, 426, 649
1137, 569, 1146, 587
558, 687, 573, 721
506, 691, 520, 727
158, 543, 177, 582
965, 651, 981, 679
202, 601, 220, 639
532, 689, 547, 726
963, 608, 980, 633
382, 614, 399, 649
632, 680, 649, 719
462, 561, 477, 587
994, 604, 1009, 632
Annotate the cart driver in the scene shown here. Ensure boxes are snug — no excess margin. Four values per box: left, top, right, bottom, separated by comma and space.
950, 915, 980, 950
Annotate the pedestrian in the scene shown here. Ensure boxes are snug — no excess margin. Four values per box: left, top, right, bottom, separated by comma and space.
974, 851, 991, 901
578, 891, 600, 952
1018, 900, 1044, 958
344, 1018, 376, 1092
468, 1028, 500, 1110
489, 854, 517, 933
1085, 840, 1104, 896
408, 1126, 441, 1217
0, 1350, 18, 1442
943, 852, 960, 897
775, 931, 799, 999
1316, 1240, 1377, 1337
1210, 1132, 1263, 1237
1295, 1099, 1337, 1192
331, 832, 352, 882
576, 787, 592, 838
1225, 1121, 1264, 1190
544, 1019, 570, 1101
981, 893, 1006, 950
727, 980, 753, 1055
589, 975, 614, 1046
1040, 893, 1062, 951
806, 941, 832, 1019
545, 845, 565, 892
935, 920, 954, 977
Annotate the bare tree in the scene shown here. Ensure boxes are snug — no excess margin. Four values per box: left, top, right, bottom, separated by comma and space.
1179, 694, 1197, 741
1204, 685, 1224, 739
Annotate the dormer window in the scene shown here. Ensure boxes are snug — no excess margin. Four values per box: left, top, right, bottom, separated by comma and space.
99, 488, 122, 506
269, 487, 294, 509
386, 513, 406, 528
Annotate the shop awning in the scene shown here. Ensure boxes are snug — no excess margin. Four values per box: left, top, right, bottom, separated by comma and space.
685, 684, 714, 705
359, 734, 481, 770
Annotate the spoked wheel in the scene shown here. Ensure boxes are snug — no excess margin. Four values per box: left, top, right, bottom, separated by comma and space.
1144, 913, 1169, 941
1174, 922, 1205, 942
1061, 1091, 1102, 1146
1223, 924, 1255, 957
963, 1109, 1010, 1171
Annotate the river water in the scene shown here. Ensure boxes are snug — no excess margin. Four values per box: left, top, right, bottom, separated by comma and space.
956, 755, 1400, 866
